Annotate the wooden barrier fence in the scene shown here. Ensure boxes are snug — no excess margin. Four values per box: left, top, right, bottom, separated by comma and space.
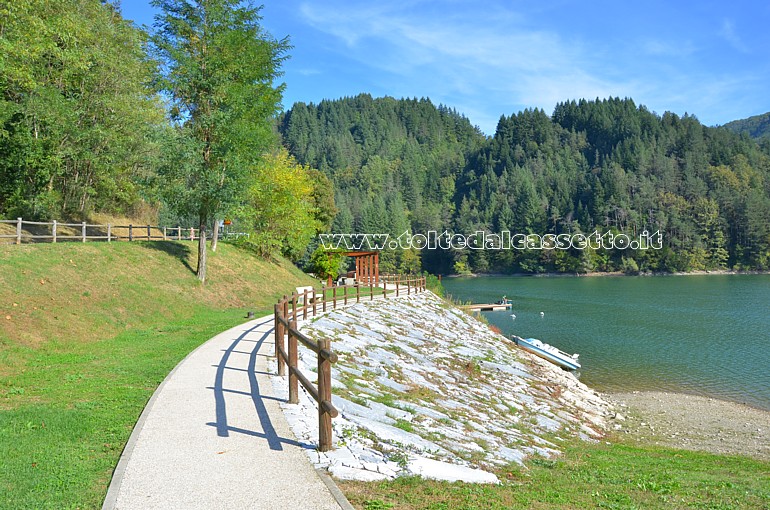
0, 218, 201, 244
273, 275, 427, 451
0, 217, 251, 245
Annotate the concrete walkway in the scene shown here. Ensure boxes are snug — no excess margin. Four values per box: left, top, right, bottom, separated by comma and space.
103, 315, 349, 510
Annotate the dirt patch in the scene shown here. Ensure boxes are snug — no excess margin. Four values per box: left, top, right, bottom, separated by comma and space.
608, 391, 770, 460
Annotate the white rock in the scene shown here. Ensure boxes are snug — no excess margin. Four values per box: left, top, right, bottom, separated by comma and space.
407, 457, 499, 484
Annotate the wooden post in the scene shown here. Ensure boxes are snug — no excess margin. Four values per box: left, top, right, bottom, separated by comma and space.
288, 320, 299, 404
369, 255, 374, 285
370, 282, 374, 301
146, 224, 151, 240
275, 304, 285, 376
52, 220, 57, 243
282, 296, 288, 333
343, 285, 347, 306
322, 283, 327, 313
177, 226, 182, 241
107, 224, 111, 242
16, 218, 21, 245
396, 281, 400, 297
163, 227, 167, 240
82, 222, 87, 243
408, 277, 411, 295
356, 283, 360, 303
318, 337, 333, 452
332, 286, 337, 309
383, 280, 387, 298
291, 294, 297, 322
129, 224, 133, 241
190, 227, 195, 241
312, 288, 317, 317
303, 289, 308, 321
374, 252, 380, 284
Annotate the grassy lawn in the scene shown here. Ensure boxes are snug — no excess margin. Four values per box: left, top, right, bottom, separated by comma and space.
340, 441, 770, 510
0, 241, 314, 509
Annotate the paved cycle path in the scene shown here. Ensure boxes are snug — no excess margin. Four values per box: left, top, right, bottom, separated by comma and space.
103, 315, 348, 510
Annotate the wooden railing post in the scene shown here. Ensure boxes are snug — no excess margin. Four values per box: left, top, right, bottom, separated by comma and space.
52, 220, 57, 243
107, 224, 111, 242
177, 226, 182, 241
282, 296, 288, 328
318, 337, 333, 452
312, 289, 317, 317
129, 224, 133, 241
303, 289, 309, 320
288, 320, 299, 404
322, 283, 327, 313
275, 304, 285, 376
332, 286, 337, 309
82, 222, 87, 243
370, 281, 374, 301
291, 294, 297, 322
396, 281, 400, 297
343, 285, 347, 306
383, 280, 387, 298
356, 283, 360, 303
146, 224, 151, 240
16, 218, 21, 245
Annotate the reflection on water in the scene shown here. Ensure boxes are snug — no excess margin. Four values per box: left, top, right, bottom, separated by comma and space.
442, 274, 770, 411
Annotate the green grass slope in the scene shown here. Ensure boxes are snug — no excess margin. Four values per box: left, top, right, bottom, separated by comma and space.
0, 241, 314, 509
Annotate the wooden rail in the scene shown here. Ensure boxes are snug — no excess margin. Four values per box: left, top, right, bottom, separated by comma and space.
0, 217, 250, 245
273, 274, 427, 451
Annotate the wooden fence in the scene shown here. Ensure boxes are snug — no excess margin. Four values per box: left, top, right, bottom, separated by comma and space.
0, 217, 250, 244
273, 275, 427, 451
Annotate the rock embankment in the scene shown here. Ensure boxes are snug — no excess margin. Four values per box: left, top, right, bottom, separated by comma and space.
271, 291, 615, 483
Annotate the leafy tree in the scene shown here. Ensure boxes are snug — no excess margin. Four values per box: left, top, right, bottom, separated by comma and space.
236, 149, 322, 260
308, 247, 346, 283
0, 0, 165, 218
151, 0, 289, 282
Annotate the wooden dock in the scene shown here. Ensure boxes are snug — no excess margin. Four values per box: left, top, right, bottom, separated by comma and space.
460, 302, 512, 312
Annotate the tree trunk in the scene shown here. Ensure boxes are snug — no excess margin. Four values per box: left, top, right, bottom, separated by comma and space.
197, 221, 207, 283
211, 219, 219, 252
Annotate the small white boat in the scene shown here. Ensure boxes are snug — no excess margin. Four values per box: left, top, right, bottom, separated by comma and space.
512, 336, 581, 370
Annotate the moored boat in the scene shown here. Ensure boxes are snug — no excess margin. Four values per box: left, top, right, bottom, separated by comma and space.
512, 336, 581, 370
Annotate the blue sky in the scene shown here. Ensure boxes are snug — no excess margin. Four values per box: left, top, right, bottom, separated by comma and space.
121, 0, 770, 135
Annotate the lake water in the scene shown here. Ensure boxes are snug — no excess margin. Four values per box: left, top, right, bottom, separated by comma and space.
441, 274, 770, 411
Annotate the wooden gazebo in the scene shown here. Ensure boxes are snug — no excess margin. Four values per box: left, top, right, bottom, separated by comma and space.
346, 251, 379, 285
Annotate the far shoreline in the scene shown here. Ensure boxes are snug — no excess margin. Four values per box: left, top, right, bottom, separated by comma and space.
443, 269, 770, 278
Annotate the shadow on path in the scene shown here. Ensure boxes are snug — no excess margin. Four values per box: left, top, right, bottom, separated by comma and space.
208, 318, 309, 450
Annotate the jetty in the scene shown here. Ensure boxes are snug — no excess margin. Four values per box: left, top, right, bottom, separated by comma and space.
459, 296, 512, 312
460, 302, 512, 312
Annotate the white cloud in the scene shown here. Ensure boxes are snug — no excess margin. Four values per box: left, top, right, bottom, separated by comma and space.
718, 18, 750, 53
297, 1, 640, 131
292, 2, 766, 132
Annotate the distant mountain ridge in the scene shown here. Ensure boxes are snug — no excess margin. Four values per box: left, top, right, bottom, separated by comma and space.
279, 94, 770, 274
723, 112, 770, 140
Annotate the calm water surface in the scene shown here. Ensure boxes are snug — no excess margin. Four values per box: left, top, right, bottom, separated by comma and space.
442, 275, 770, 411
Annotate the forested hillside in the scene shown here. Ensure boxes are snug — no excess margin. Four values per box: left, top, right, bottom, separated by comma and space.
724, 112, 770, 141
280, 95, 486, 272
279, 95, 770, 274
